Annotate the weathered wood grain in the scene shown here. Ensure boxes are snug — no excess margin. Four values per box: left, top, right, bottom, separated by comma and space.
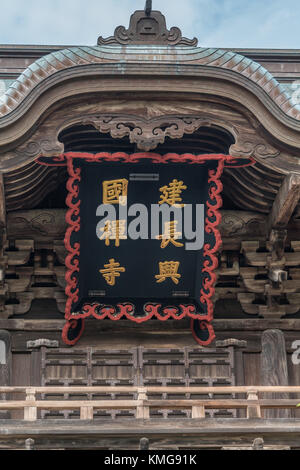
261, 329, 291, 418
1, 417, 300, 449
1, 385, 300, 394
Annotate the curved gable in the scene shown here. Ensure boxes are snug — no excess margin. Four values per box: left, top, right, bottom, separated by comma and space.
0, 45, 299, 122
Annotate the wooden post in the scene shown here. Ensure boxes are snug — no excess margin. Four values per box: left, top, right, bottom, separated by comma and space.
24, 388, 37, 421
25, 439, 35, 451
216, 339, 247, 418
80, 406, 94, 420
192, 405, 205, 419
252, 438, 264, 450
0, 331, 11, 419
136, 388, 149, 419
247, 390, 261, 419
260, 329, 291, 418
139, 438, 150, 450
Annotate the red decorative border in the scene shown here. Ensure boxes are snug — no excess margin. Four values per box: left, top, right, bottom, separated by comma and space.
191, 319, 216, 347
37, 152, 255, 168
36, 152, 253, 346
74, 302, 199, 323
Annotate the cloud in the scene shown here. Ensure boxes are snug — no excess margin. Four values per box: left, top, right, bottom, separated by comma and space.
0, 0, 299, 48
200, 0, 300, 48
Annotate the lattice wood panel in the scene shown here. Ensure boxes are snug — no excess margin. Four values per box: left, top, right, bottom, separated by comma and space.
40, 346, 235, 419
40, 348, 138, 419
140, 347, 235, 418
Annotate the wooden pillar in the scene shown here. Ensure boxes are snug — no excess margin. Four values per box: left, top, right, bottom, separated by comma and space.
216, 339, 247, 418
27, 339, 59, 386
0, 330, 12, 418
0, 330, 11, 385
260, 329, 291, 418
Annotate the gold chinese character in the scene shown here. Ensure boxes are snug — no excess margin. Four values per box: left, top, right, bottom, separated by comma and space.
103, 179, 128, 206
100, 259, 126, 286
156, 221, 184, 249
155, 261, 181, 285
159, 179, 187, 207
98, 220, 127, 247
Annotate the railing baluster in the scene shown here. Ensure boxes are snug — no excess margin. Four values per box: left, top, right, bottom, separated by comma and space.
247, 390, 261, 419
24, 388, 37, 422
80, 406, 94, 420
25, 438, 35, 451
137, 387, 149, 419
192, 405, 206, 419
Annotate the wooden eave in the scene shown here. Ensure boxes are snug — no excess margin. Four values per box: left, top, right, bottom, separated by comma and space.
0, 45, 299, 121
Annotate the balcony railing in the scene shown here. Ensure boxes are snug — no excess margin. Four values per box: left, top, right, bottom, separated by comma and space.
0, 386, 300, 421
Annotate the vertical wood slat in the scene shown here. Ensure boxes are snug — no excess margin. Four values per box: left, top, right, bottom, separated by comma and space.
233, 346, 245, 418
24, 388, 37, 421
30, 348, 42, 420
247, 390, 261, 419
30, 350, 42, 387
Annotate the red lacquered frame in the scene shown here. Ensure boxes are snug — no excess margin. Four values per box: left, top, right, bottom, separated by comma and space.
37, 152, 254, 346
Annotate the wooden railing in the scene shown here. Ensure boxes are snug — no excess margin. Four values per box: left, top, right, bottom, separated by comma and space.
0, 386, 300, 421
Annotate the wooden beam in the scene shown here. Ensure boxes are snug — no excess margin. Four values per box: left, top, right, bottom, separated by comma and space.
2, 318, 300, 335
2, 318, 300, 332
268, 173, 300, 231
3, 385, 300, 394
0, 398, 299, 410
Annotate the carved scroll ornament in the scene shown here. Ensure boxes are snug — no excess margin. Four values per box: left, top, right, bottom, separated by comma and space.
83, 115, 207, 151
230, 135, 280, 160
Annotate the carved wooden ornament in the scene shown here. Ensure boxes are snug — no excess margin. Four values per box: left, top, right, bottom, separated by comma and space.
98, 9, 198, 46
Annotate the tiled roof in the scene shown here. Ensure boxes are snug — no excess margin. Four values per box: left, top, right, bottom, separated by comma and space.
0, 45, 299, 119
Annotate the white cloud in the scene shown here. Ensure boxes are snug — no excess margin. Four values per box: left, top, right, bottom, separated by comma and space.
199, 0, 300, 48
0, 0, 299, 48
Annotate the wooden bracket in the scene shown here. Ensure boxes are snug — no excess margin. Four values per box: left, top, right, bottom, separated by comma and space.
268, 173, 300, 232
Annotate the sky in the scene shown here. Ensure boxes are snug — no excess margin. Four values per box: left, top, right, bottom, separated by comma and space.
0, 0, 299, 49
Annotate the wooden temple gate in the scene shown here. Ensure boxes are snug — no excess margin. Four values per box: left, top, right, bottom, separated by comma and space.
0, 3, 300, 450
